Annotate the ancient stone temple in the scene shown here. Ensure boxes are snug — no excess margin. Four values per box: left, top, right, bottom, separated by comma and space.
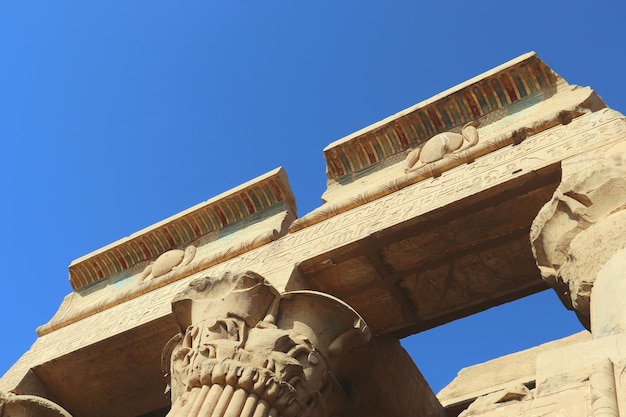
2, 52, 625, 416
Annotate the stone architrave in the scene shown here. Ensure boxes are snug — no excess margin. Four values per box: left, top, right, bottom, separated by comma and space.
531, 141, 626, 335
0, 391, 73, 417
162, 271, 371, 417
6, 52, 626, 417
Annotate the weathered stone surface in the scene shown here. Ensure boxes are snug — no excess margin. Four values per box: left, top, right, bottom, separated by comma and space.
0, 391, 73, 417
441, 331, 626, 417
162, 271, 442, 417
531, 139, 626, 330
4, 52, 626, 417
535, 332, 626, 395
319, 52, 603, 210
32, 317, 179, 417
437, 331, 591, 408
353, 336, 444, 417
457, 385, 590, 417
164, 271, 371, 417
405, 121, 480, 172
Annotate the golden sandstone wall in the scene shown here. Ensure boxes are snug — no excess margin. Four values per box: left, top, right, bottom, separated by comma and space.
2, 53, 626, 417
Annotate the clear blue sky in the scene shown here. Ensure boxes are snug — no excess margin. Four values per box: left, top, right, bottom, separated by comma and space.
1, 1, 624, 395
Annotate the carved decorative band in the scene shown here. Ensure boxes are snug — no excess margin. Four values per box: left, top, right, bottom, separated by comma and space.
69, 168, 295, 291
324, 52, 557, 182
167, 359, 323, 417
37, 226, 283, 336
292, 103, 595, 233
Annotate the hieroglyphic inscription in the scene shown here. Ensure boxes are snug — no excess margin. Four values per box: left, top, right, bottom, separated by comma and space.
1, 277, 188, 390
38, 212, 291, 337
4, 110, 624, 393
261, 109, 626, 276
0, 243, 278, 392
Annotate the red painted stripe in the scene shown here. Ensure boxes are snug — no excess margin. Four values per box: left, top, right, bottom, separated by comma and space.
269, 179, 283, 201
332, 154, 344, 177
241, 192, 255, 214
463, 91, 481, 118
393, 124, 409, 148
189, 220, 201, 237
116, 249, 128, 269
214, 206, 227, 226
138, 240, 152, 259
162, 228, 176, 247
427, 107, 443, 132
92, 260, 104, 279
501, 74, 518, 102
366, 141, 377, 163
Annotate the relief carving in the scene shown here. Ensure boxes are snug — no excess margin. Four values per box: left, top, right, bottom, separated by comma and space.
530, 144, 626, 329
162, 271, 371, 417
141, 245, 197, 281
0, 391, 73, 417
405, 121, 479, 173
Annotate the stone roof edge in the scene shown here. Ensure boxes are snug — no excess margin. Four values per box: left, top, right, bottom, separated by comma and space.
321, 52, 564, 185
38, 210, 294, 337
324, 52, 537, 152
290, 86, 605, 233
68, 167, 295, 290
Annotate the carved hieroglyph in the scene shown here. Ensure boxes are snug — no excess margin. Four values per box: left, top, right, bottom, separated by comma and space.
531, 141, 626, 331
163, 271, 371, 417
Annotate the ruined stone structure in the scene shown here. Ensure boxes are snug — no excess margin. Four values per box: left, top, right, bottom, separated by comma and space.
2, 52, 625, 416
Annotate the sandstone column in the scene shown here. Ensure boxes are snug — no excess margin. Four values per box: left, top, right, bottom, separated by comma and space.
162, 271, 371, 417
531, 142, 626, 337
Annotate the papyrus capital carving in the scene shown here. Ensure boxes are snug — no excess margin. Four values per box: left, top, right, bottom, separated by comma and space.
0, 391, 73, 417
162, 271, 371, 417
531, 145, 626, 329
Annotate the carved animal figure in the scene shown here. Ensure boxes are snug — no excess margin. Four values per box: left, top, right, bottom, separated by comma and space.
141, 245, 196, 281
405, 121, 480, 173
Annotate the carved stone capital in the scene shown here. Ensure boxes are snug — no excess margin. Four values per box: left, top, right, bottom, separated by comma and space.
0, 391, 73, 417
162, 271, 371, 417
531, 145, 626, 329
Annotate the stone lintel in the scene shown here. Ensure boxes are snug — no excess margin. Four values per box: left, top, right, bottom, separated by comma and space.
37, 110, 626, 347
323, 52, 549, 182
5, 54, 626, 416
68, 167, 296, 291
296, 110, 626, 336
296, 53, 605, 232
36, 168, 296, 338
5, 272, 441, 417
5, 110, 624, 398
